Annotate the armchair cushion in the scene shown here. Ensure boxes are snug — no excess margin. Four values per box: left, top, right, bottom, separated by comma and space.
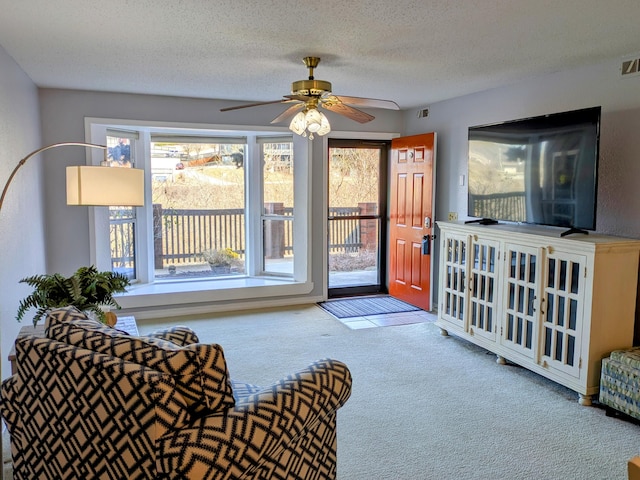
3, 336, 190, 479
46, 307, 234, 416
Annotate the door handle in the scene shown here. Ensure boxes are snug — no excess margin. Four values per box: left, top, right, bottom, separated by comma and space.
422, 235, 431, 255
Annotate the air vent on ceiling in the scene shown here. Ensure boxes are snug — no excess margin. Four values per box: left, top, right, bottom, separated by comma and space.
620, 56, 640, 78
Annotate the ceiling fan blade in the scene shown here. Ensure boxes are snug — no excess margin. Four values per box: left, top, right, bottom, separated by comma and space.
322, 102, 375, 123
271, 104, 305, 124
283, 94, 313, 102
220, 99, 289, 112
330, 95, 400, 110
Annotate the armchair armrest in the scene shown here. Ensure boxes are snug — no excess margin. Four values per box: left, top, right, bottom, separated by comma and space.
157, 358, 352, 479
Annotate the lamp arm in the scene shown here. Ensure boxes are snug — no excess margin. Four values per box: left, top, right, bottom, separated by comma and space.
0, 142, 107, 213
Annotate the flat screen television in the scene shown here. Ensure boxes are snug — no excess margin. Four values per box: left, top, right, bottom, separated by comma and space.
467, 106, 601, 234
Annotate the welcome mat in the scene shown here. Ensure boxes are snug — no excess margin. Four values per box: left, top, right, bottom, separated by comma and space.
318, 296, 421, 319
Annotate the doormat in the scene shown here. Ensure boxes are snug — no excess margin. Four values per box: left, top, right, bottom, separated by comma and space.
318, 296, 421, 319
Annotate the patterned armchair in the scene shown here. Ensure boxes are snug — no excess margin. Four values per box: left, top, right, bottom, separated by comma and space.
0, 307, 352, 479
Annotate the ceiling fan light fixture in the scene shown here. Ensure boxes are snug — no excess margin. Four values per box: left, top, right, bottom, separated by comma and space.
289, 107, 331, 139
289, 111, 307, 136
317, 112, 331, 136
223, 57, 398, 133
305, 108, 323, 132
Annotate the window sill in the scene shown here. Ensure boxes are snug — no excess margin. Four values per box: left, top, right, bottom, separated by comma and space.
114, 276, 315, 319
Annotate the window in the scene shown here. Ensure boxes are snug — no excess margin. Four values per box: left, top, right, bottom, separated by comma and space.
107, 130, 139, 281
87, 120, 310, 306
149, 137, 246, 281
260, 137, 294, 276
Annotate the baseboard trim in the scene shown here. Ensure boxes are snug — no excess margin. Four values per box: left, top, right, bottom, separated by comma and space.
122, 294, 326, 321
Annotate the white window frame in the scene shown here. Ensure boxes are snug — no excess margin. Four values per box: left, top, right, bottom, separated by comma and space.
257, 135, 296, 278
85, 118, 313, 314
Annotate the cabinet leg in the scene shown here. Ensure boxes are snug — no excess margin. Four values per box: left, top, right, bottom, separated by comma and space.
496, 355, 507, 365
578, 394, 592, 406
439, 327, 449, 336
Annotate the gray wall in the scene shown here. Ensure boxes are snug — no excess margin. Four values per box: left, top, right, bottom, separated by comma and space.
0, 45, 45, 379
5, 52, 640, 378
37, 88, 404, 308
403, 58, 640, 309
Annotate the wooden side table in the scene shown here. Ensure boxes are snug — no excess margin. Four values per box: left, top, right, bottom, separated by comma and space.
8, 315, 138, 375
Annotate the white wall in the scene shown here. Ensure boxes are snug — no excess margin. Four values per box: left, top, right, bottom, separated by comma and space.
37, 89, 404, 307
0, 45, 45, 379
403, 58, 640, 306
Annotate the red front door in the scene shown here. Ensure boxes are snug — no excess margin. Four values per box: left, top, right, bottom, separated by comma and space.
389, 133, 436, 311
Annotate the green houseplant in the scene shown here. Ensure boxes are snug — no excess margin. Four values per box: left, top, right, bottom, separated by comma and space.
16, 265, 131, 326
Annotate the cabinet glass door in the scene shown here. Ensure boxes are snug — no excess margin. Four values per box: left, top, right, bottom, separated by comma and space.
440, 233, 467, 329
501, 244, 540, 359
540, 251, 585, 377
468, 239, 499, 340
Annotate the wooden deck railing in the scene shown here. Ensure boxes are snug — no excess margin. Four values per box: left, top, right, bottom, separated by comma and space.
111, 204, 375, 270
468, 192, 526, 222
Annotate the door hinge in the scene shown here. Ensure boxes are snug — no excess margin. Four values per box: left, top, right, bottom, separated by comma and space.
579, 357, 582, 369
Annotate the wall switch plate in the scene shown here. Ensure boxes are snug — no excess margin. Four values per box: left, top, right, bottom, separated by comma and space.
448, 212, 458, 221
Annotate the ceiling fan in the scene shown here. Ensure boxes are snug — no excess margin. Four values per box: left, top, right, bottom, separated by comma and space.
220, 57, 400, 139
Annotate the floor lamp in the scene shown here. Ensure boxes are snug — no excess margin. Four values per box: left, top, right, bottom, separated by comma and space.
0, 142, 145, 478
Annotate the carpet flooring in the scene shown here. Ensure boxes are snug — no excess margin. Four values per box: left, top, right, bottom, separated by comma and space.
138, 305, 640, 480
6, 305, 637, 479
318, 295, 421, 318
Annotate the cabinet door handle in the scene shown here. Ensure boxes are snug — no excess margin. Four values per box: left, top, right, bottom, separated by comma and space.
531, 295, 537, 313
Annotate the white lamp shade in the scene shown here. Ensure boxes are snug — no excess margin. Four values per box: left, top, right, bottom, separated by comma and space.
66, 165, 145, 206
289, 111, 307, 136
316, 112, 331, 136
305, 108, 323, 132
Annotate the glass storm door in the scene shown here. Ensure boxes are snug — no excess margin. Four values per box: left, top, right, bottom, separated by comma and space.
327, 139, 388, 297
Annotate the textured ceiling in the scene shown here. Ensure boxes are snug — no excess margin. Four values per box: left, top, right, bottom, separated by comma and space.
0, 0, 638, 110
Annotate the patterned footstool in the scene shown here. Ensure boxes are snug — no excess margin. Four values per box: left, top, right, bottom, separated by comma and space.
599, 347, 640, 420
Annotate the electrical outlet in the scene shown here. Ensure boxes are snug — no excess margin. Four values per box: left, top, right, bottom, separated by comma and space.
448, 212, 458, 221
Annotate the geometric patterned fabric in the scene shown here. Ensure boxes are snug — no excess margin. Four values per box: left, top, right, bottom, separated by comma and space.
157, 358, 352, 479
3, 336, 191, 479
599, 347, 640, 420
609, 347, 640, 370
1, 307, 353, 479
46, 306, 235, 416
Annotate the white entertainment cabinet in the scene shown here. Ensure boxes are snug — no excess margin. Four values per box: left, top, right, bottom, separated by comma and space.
436, 221, 640, 405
